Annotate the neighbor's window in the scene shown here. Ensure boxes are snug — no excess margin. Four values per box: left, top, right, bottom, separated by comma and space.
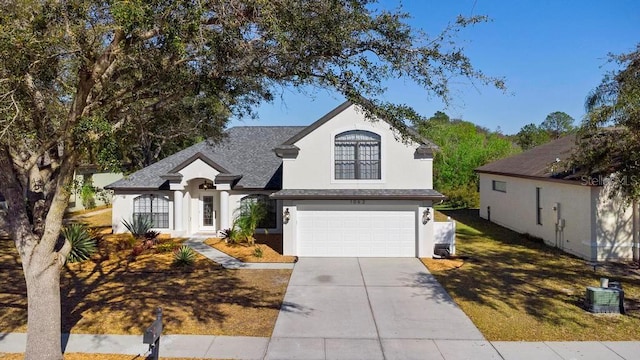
240, 194, 277, 229
133, 194, 169, 228
492, 180, 507, 193
334, 130, 381, 180
536, 187, 542, 225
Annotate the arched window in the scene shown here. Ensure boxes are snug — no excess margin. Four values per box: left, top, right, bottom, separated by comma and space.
133, 194, 169, 228
334, 130, 381, 179
240, 194, 277, 229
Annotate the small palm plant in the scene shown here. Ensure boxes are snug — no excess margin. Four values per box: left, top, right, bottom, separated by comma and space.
62, 223, 97, 263
235, 201, 267, 245
173, 245, 196, 267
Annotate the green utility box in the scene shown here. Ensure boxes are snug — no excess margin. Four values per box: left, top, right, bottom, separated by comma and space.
585, 286, 623, 314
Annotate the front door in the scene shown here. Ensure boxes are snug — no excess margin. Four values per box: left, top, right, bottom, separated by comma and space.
199, 194, 216, 231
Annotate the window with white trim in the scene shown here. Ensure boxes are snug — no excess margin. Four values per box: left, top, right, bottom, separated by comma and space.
240, 194, 277, 229
334, 130, 381, 180
492, 180, 507, 193
133, 194, 169, 228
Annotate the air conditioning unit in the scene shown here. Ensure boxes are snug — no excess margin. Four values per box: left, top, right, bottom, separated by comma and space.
585, 286, 623, 314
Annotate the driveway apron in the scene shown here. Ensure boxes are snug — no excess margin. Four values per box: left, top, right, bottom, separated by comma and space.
268, 258, 498, 360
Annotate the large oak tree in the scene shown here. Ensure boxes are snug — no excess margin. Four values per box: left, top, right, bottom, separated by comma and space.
573, 45, 640, 201
0, 1, 503, 358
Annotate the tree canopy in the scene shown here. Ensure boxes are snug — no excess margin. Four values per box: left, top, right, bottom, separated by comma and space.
513, 111, 574, 150
541, 111, 575, 139
0, 1, 503, 359
572, 45, 640, 201
416, 112, 519, 208
514, 123, 551, 150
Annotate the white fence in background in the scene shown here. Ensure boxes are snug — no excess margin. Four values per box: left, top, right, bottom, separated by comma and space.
434, 219, 456, 255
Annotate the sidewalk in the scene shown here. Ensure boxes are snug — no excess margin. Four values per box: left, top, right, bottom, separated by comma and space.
184, 237, 294, 270
2, 333, 640, 359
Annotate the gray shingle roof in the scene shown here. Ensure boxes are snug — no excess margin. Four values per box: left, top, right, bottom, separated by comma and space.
106, 126, 305, 190
271, 189, 445, 200
475, 135, 577, 180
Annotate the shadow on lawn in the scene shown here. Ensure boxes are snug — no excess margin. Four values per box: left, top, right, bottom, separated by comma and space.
436, 209, 640, 327
0, 232, 290, 337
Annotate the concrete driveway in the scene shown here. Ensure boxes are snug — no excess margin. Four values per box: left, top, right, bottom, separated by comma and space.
266, 258, 500, 360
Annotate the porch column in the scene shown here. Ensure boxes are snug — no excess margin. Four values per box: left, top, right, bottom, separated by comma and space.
220, 190, 230, 230
174, 190, 184, 232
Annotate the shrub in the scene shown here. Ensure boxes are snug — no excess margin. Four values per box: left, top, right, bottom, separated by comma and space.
156, 241, 177, 253
253, 246, 264, 258
173, 245, 196, 267
122, 216, 153, 239
62, 223, 97, 263
442, 184, 480, 209
220, 226, 242, 244
131, 244, 145, 257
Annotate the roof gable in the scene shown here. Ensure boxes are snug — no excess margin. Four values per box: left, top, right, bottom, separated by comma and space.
281, 101, 437, 148
169, 152, 229, 174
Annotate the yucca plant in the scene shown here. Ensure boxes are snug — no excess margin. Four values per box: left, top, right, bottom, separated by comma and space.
173, 245, 196, 267
62, 223, 97, 263
122, 216, 153, 239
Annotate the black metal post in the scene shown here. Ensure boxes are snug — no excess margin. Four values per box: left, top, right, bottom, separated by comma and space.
143, 307, 163, 360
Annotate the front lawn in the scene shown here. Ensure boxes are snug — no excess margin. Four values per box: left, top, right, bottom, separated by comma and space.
423, 209, 640, 341
0, 209, 291, 337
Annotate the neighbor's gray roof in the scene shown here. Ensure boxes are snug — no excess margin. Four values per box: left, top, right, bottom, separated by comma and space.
271, 189, 445, 200
475, 135, 577, 181
106, 126, 305, 190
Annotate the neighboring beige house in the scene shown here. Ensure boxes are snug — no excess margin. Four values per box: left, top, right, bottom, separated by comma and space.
107, 101, 447, 257
67, 165, 123, 212
476, 135, 640, 262
0, 167, 122, 213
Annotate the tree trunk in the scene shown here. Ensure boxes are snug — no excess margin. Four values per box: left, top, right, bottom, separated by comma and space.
24, 255, 64, 360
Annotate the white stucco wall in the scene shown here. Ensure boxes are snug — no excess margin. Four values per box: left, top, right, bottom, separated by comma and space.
478, 173, 635, 261
593, 182, 635, 261
283, 105, 433, 190
112, 184, 281, 236
111, 190, 174, 234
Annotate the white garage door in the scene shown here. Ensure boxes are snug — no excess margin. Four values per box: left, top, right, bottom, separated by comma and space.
297, 206, 417, 257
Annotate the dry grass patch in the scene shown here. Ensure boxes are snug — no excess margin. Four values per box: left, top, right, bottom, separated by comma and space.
423, 209, 640, 341
0, 209, 291, 337
205, 238, 296, 263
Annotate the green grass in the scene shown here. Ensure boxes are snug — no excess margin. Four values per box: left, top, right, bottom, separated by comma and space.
424, 209, 640, 341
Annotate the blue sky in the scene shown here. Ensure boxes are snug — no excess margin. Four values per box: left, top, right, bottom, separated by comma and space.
229, 0, 640, 135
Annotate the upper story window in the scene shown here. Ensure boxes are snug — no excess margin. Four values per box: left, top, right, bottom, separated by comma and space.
334, 130, 381, 180
133, 194, 169, 228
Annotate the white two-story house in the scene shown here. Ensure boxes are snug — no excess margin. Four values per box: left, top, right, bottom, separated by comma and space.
107, 101, 444, 257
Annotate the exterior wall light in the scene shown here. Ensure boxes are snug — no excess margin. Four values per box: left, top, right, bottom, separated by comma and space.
422, 208, 431, 224
199, 180, 214, 190
283, 208, 291, 224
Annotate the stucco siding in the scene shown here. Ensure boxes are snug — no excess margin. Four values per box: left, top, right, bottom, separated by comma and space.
283, 105, 433, 190
68, 172, 123, 212
479, 174, 595, 260
111, 190, 174, 234
593, 184, 635, 261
